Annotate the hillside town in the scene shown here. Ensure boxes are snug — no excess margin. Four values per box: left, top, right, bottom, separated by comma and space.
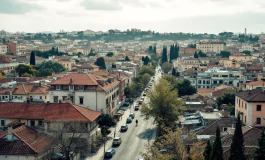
0, 28, 265, 160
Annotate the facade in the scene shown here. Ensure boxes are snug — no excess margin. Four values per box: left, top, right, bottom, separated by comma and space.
76, 64, 99, 73
49, 73, 120, 115
186, 67, 242, 89
229, 54, 252, 62
196, 42, 224, 53
236, 88, 265, 126
0, 44, 8, 55
58, 59, 76, 71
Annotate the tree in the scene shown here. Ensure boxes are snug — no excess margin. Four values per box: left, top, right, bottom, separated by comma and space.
174, 44, 179, 59
140, 79, 184, 131
98, 114, 116, 129
52, 122, 90, 160
30, 51, 36, 65
94, 57, 106, 69
169, 45, 174, 62
188, 44, 196, 48
143, 56, 150, 65
211, 126, 223, 160
253, 128, 265, 160
148, 46, 153, 53
161, 46, 168, 64
15, 64, 36, 77
229, 114, 245, 160
35, 61, 66, 77
216, 92, 235, 110
241, 50, 251, 56
162, 62, 172, 74
111, 63, 116, 68
125, 56, 130, 61
172, 67, 176, 76
176, 79, 197, 97
88, 48, 96, 57
194, 52, 199, 58
154, 45, 157, 55
198, 50, 207, 57
220, 51, 231, 58
140, 66, 155, 76
106, 52, 114, 57
204, 140, 212, 160
142, 127, 204, 160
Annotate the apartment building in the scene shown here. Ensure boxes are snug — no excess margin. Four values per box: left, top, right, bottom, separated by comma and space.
236, 88, 265, 126
58, 59, 76, 71
37, 45, 53, 52
186, 67, 242, 89
0, 44, 8, 55
229, 54, 252, 63
196, 42, 224, 53
49, 73, 120, 115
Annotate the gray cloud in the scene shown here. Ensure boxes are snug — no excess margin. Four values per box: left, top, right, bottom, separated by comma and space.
0, 0, 44, 14
81, 0, 122, 11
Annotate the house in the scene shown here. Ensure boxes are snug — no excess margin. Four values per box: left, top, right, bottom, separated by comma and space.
49, 73, 120, 115
0, 55, 19, 73
76, 63, 99, 73
0, 44, 8, 55
0, 123, 53, 160
246, 80, 265, 90
57, 59, 76, 71
0, 83, 49, 102
235, 88, 265, 126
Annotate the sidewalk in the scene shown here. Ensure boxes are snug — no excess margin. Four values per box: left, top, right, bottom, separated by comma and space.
85, 105, 133, 160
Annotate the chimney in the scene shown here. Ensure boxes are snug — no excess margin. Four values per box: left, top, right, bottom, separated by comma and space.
59, 100, 62, 104
26, 98, 30, 104
6, 125, 13, 141
70, 78, 73, 84
47, 101, 50, 104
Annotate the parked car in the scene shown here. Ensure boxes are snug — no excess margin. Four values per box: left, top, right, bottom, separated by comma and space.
135, 104, 140, 111
120, 125, 128, 132
143, 92, 146, 96
112, 137, 122, 146
129, 113, 135, 119
159, 149, 168, 154
141, 97, 145, 101
126, 117, 133, 123
123, 102, 130, 107
104, 149, 115, 158
138, 99, 144, 104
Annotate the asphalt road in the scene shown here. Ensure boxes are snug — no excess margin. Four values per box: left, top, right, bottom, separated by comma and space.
106, 65, 162, 160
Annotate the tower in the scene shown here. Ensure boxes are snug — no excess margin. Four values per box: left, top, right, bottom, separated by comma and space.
245, 28, 247, 36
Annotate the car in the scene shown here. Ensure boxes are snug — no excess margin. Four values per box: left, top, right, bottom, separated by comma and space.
151, 79, 155, 82
143, 92, 146, 96
138, 99, 144, 104
129, 113, 135, 119
141, 97, 145, 101
113, 137, 122, 146
145, 88, 149, 91
135, 105, 139, 111
126, 117, 133, 123
120, 125, 128, 132
123, 102, 130, 107
104, 148, 115, 158
159, 149, 168, 154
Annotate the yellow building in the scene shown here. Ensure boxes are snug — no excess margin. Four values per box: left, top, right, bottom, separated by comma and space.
196, 42, 224, 53
58, 59, 76, 71
229, 54, 252, 63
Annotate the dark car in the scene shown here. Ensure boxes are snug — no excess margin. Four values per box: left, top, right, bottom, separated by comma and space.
126, 117, 133, 123
129, 113, 135, 119
120, 125, 128, 132
123, 102, 130, 107
104, 148, 115, 158
143, 92, 146, 96
135, 105, 139, 111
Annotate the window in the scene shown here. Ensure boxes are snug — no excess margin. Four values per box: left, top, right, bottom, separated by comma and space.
79, 86, 84, 90
53, 96, 58, 103
62, 96, 67, 101
79, 97, 84, 105
256, 118, 261, 124
245, 103, 247, 110
40, 96, 42, 100
30, 120, 35, 127
257, 105, 262, 111
1, 120, 5, 126
56, 85, 61, 90
38, 120, 43, 126
223, 127, 227, 132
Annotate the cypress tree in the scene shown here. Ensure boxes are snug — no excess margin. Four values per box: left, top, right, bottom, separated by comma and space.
100, 57, 106, 69
169, 45, 173, 62
204, 140, 212, 160
229, 114, 245, 160
253, 128, 265, 160
194, 51, 199, 58
125, 56, 130, 61
211, 126, 223, 160
30, 51, 36, 65
161, 46, 167, 64
175, 44, 179, 59
172, 67, 176, 76
154, 45, 157, 55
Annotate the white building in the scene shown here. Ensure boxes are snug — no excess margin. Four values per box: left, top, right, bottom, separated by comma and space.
49, 73, 120, 115
0, 44, 8, 55
196, 41, 224, 53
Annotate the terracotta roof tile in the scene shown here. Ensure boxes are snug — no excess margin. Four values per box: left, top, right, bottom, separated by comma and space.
50, 73, 98, 85
0, 102, 101, 122
212, 88, 238, 97
236, 88, 265, 102
11, 84, 48, 95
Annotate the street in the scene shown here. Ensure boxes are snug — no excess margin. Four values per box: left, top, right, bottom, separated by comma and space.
105, 65, 162, 160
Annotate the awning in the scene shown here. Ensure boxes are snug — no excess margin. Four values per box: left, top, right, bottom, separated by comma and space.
121, 95, 126, 101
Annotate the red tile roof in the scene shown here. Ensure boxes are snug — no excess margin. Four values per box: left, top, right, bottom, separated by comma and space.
247, 65, 262, 71
0, 125, 53, 155
0, 102, 101, 122
12, 84, 48, 95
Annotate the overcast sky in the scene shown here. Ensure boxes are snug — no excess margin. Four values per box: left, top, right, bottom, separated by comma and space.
1, 0, 265, 34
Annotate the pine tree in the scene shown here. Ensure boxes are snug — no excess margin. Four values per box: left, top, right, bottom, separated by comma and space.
194, 51, 199, 58
30, 51, 36, 65
204, 140, 212, 160
211, 126, 223, 160
229, 114, 245, 160
125, 56, 130, 61
254, 128, 265, 160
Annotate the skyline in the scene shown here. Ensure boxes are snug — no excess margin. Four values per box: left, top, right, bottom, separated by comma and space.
1, 0, 265, 34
